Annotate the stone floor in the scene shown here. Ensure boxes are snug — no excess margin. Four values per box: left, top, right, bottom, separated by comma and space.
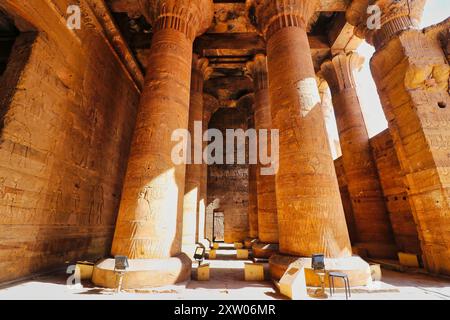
1, 244, 449, 300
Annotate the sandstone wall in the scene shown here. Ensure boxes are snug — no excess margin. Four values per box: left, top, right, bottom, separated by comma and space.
206, 107, 249, 243
0, 1, 140, 283
370, 130, 421, 255
334, 129, 421, 257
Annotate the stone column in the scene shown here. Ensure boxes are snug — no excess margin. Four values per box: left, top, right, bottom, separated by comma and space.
92, 0, 214, 289
182, 54, 212, 256
320, 52, 397, 259
246, 55, 279, 257
349, 0, 450, 275
202, 94, 220, 244
252, 0, 371, 286
316, 77, 341, 159
245, 107, 260, 249
316, 77, 357, 241
198, 110, 210, 248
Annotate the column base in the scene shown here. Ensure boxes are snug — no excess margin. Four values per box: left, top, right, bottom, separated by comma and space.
353, 242, 398, 259
244, 238, 259, 249
253, 243, 279, 259
269, 254, 372, 288
92, 253, 192, 289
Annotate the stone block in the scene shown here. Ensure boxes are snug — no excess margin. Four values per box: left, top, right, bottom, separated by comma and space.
370, 264, 382, 281
269, 254, 372, 287
398, 252, 420, 268
197, 264, 210, 281
245, 263, 265, 281
237, 249, 249, 260
76, 261, 94, 280
279, 266, 308, 300
209, 249, 217, 260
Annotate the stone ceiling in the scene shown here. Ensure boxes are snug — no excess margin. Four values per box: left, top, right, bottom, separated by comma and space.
106, 0, 361, 105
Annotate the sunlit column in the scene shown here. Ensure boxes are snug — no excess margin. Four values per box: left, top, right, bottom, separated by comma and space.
320, 52, 397, 259
93, 0, 214, 289
182, 55, 212, 256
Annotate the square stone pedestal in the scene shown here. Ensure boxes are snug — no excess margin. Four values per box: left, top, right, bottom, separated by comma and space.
237, 249, 249, 260
279, 266, 308, 300
209, 250, 217, 259
197, 264, 210, 281
398, 252, 420, 268
76, 261, 94, 280
245, 263, 265, 281
269, 254, 372, 287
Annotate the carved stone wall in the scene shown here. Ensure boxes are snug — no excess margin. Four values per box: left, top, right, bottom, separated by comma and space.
371, 19, 450, 274
0, 2, 140, 283
207, 106, 250, 243
370, 130, 421, 256
334, 129, 421, 257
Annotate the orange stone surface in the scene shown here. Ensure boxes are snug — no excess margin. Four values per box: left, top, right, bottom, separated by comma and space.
111, 1, 214, 261
246, 54, 279, 245
320, 52, 397, 259
182, 55, 212, 255
254, 0, 352, 258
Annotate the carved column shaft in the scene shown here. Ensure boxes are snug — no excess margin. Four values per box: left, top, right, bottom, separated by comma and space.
321, 52, 397, 258
198, 112, 210, 244
247, 111, 259, 240
111, 0, 213, 259
255, 0, 352, 258
182, 55, 212, 254
246, 55, 278, 244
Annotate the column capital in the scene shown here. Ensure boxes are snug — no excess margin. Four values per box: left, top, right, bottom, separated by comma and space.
192, 54, 213, 80
138, 0, 214, 40
319, 52, 364, 93
347, 0, 426, 50
245, 54, 269, 91
191, 54, 212, 92
250, 0, 319, 40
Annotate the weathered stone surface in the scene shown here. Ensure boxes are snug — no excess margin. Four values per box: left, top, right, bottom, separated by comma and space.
247, 111, 259, 240
207, 104, 250, 243
138, 0, 214, 41
371, 130, 421, 256
1, 0, 449, 287
269, 254, 372, 287
371, 19, 450, 274
246, 54, 278, 245
0, 0, 140, 283
347, 0, 426, 50
320, 52, 397, 259
181, 55, 212, 256
111, 1, 214, 263
334, 157, 358, 243
254, 0, 352, 258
